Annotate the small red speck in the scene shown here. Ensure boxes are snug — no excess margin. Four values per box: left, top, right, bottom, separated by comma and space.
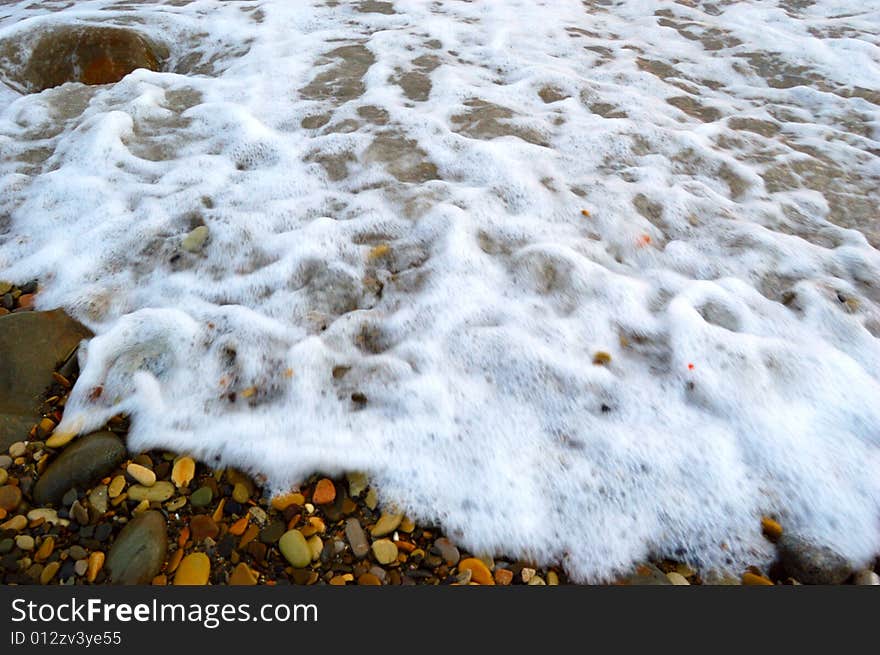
581, 209, 591, 217
688, 363, 695, 370
638, 234, 652, 246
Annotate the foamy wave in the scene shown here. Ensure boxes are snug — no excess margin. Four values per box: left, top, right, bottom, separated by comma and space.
1, 0, 879, 581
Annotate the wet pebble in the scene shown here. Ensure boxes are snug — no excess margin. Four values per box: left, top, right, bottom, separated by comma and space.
174, 553, 210, 585
372, 538, 398, 565
106, 510, 167, 584
190, 486, 213, 508
279, 530, 311, 568
0, 484, 22, 511
344, 518, 370, 559
190, 515, 219, 541
33, 432, 125, 505
778, 534, 851, 585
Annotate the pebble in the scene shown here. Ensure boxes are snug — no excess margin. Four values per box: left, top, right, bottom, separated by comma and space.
35, 536, 54, 562
666, 572, 690, 585
108, 475, 126, 498
346, 472, 368, 498
371, 539, 398, 565
62, 488, 79, 508
190, 486, 213, 508
521, 567, 536, 583
313, 478, 336, 505
270, 492, 303, 511
126, 481, 175, 503
777, 534, 852, 585
229, 562, 258, 585
171, 457, 196, 488
9, 441, 26, 457
87, 552, 105, 582
190, 515, 219, 541
181, 225, 210, 253
494, 568, 513, 585
106, 510, 167, 584
71, 500, 89, 525
620, 563, 672, 585
761, 516, 783, 542
232, 483, 250, 504
365, 488, 378, 510
278, 530, 311, 568
1, 514, 27, 531
0, 469, 6, 485
358, 573, 382, 585
33, 432, 126, 505
742, 572, 773, 585
432, 538, 460, 566
344, 518, 370, 559
15, 535, 35, 551
528, 576, 546, 586
126, 463, 156, 487
165, 496, 187, 512
74, 560, 88, 577
459, 558, 494, 585
68, 545, 88, 560
0, 538, 13, 554
547, 571, 560, 586
41, 561, 60, 584
307, 535, 323, 562
0, 455, 11, 469
85, 486, 108, 515
248, 506, 267, 525
0, 484, 22, 511
371, 513, 403, 538
854, 570, 880, 585
174, 553, 211, 585
27, 508, 63, 526
260, 520, 286, 544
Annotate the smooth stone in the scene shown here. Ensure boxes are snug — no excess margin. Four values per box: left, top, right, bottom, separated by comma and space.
71, 500, 89, 526
15, 535, 35, 551
278, 530, 311, 568
313, 478, 336, 505
8, 441, 26, 457
432, 537, 460, 566
88, 486, 109, 515
0, 468, 8, 485
619, 563, 673, 586
126, 463, 156, 487
259, 520, 285, 544
854, 570, 880, 585
0, 310, 92, 452
358, 573, 382, 586
33, 432, 125, 505
232, 482, 250, 504
307, 535, 323, 562
181, 226, 209, 253
346, 472, 368, 498
190, 486, 213, 508
229, 562, 257, 585
126, 481, 175, 503
61, 488, 79, 508
27, 508, 63, 526
74, 560, 89, 577
0, 455, 11, 469
106, 510, 167, 584
0, 538, 13, 554
171, 457, 195, 488
371, 539, 398, 565
777, 534, 852, 585
666, 572, 690, 585
458, 558, 494, 585
1, 514, 27, 531
22, 26, 163, 92
174, 553, 210, 585
0, 484, 22, 511
370, 513, 403, 538
108, 475, 126, 498
344, 518, 370, 559
68, 545, 88, 560
190, 515, 219, 541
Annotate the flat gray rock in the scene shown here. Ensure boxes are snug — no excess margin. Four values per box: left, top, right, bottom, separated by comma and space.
106, 510, 168, 584
0, 309, 92, 451
778, 534, 852, 585
32, 431, 126, 506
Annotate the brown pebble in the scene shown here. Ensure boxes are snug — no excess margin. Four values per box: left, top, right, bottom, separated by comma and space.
40, 561, 60, 585
239, 524, 259, 549
166, 548, 185, 574
329, 574, 350, 586
742, 572, 774, 586
458, 558, 495, 585
494, 568, 514, 585
229, 562, 258, 586
35, 536, 55, 562
1, 514, 27, 531
358, 573, 382, 586
171, 457, 196, 488
87, 552, 105, 583
761, 516, 783, 542
229, 515, 249, 536
174, 553, 210, 585
152, 574, 167, 586
0, 484, 22, 511
190, 515, 219, 541
271, 492, 304, 511
313, 478, 336, 505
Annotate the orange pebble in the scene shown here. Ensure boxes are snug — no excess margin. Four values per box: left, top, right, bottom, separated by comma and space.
313, 478, 336, 505
177, 526, 190, 549
581, 209, 591, 217
229, 516, 249, 536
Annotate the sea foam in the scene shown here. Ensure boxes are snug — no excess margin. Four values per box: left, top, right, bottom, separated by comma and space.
1, 0, 879, 581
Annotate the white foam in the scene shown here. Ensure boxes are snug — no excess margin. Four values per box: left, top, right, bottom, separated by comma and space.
1, 0, 879, 581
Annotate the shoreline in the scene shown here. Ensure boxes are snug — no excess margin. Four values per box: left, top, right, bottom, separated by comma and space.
1, 296, 878, 586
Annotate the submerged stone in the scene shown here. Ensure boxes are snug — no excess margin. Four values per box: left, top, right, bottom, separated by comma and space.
22, 26, 161, 92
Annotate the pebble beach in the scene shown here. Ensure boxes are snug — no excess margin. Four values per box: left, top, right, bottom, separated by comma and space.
1, 1, 880, 585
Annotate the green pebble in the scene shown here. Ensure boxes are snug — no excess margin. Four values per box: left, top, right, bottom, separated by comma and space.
0, 538, 13, 554
190, 486, 213, 508
232, 482, 250, 504
278, 530, 311, 568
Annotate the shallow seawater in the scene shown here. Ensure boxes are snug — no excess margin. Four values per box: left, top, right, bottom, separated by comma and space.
0, 0, 879, 582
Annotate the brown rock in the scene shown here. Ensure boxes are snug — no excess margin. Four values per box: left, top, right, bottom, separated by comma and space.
313, 478, 336, 505
458, 558, 495, 585
190, 515, 219, 541
0, 484, 21, 511
494, 568, 514, 585
229, 562, 258, 586
761, 516, 783, 542
174, 553, 210, 586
